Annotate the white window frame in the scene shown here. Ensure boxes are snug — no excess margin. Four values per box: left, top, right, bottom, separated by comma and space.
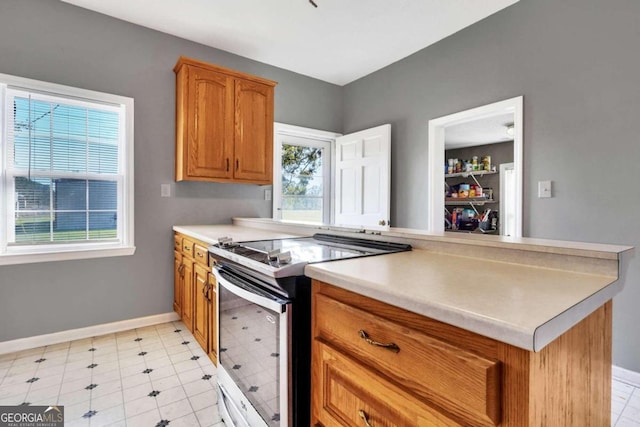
0, 73, 135, 265
273, 123, 340, 225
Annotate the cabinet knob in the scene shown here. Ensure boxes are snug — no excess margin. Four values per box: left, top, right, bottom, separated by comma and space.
378, 220, 386, 226
226, 158, 230, 172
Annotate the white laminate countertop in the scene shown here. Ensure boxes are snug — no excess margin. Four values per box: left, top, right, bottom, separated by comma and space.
173, 225, 306, 245
305, 249, 621, 352
175, 222, 629, 352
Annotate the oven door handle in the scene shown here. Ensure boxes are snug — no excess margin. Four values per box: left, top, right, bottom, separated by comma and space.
213, 268, 288, 313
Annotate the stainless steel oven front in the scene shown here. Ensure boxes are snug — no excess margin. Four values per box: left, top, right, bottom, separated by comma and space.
214, 264, 292, 427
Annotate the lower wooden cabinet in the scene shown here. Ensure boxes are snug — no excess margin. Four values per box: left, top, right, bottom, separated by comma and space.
174, 232, 217, 365
311, 280, 612, 427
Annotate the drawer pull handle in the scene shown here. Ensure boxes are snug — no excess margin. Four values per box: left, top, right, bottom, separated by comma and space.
358, 409, 373, 427
359, 330, 400, 353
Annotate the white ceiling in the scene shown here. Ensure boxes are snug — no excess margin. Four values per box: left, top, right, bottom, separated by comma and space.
445, 112, 514, 149
61, 0, 518, 86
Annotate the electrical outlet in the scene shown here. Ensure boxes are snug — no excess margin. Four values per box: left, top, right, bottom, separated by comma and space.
538, 180, 552, 198
161, 183, 171, 198
264, 189, 272, 201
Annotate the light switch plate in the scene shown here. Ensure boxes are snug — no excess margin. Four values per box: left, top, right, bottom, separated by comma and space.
264, 189, 272, 201
538, 180, 552, 198
161, 183, 171, 198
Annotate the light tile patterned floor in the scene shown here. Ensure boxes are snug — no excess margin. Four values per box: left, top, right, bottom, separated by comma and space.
0, 321, 221, 427
1, 321, 639, 426
613, 377, 640, 426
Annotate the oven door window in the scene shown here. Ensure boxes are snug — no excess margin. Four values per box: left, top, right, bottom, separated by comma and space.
219, 284, 285, 426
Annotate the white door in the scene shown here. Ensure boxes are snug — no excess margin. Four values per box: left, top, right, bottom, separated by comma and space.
334, 124, 391, 229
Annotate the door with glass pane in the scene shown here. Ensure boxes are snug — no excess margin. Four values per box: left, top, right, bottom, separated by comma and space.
274, 133, 331, 224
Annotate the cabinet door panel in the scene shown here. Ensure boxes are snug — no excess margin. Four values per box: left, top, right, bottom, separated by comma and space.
312, 341, 460, 427
182, 260, 194, 332
193, 264, 209, 350
186, 65, 234, 179
234, 79, 273, 183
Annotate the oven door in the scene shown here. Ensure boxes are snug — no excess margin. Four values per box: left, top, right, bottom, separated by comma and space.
214, 265, 292, 427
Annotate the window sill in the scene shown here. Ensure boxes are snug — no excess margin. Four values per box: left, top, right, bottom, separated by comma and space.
0, 246, 136, 266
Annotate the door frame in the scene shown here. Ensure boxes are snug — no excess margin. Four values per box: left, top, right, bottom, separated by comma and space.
273, 123, 341, 224
427, 96, 523, 236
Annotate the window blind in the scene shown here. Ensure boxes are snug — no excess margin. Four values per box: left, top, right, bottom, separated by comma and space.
5, 89, 123, 245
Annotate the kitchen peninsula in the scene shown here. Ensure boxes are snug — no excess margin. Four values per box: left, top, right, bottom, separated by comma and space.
176, 218, 632, 426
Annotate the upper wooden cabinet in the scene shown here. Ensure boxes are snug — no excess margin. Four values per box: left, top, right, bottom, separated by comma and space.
174, 56, 276, 184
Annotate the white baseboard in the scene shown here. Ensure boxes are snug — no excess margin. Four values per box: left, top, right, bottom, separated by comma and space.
613, 365, 640, 387
0, 312, 180, 355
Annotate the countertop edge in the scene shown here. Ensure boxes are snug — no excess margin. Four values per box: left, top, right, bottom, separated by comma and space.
533, 280, 622, 351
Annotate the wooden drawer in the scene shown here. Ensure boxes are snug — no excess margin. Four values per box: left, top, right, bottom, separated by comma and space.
193, 244, 208, 266
182, 238, 194, 256
314, 293, 501, 426
174, 234, 183, 251
312, 341, 459, 427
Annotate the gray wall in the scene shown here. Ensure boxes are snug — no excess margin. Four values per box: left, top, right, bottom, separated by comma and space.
343, 0, 640, 370
0, 0, 342, 341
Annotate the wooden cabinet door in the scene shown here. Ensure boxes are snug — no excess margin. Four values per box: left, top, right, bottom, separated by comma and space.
173, 251, 183, 316
182, 259, 194, 332
208, 272, 218, 365
233, 79, 273, 183
184, 65, 234, 180
312, 341, 460, 427
193, 264, 209, 350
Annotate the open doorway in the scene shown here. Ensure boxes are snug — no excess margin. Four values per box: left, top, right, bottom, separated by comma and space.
427, 96, 523, 237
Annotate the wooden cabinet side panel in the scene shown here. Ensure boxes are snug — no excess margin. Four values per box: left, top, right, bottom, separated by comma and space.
175, 66, 188, 181
173, 251, 183, 316
233, 79, 273, 183
529, 301, 612, 426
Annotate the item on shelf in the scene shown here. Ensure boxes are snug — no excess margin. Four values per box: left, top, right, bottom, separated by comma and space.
472, 156, 479, 170
458, 208, 478, 231
484, 188, 494, 200
482, 155, 492, 172
479, 209, 499, 233
447, 159, 454, 174
465, 161, 474, 172
458, 184, 470, 198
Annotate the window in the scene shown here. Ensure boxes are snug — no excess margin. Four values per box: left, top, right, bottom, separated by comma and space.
0, 73, 134, 265
273, 124, 339, 225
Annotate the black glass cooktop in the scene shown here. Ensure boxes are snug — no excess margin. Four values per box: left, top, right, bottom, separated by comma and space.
216, 234, 411, 266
